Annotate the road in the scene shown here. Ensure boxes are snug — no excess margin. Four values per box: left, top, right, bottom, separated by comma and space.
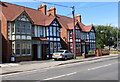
2, 56, 118, 80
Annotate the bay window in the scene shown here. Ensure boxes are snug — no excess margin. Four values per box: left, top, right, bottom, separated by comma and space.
48, 20, 61, 55
15, 22, 31, 34
15, 41, 31, 56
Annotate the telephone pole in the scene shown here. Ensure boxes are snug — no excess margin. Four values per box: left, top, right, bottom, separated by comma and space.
72, 6, 76, 59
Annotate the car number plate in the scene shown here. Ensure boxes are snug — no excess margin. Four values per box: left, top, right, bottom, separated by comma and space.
55, 54, 59, 55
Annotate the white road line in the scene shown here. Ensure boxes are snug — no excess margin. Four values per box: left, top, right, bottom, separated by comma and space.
44, 72, 77, 80
88, 64, 112, 70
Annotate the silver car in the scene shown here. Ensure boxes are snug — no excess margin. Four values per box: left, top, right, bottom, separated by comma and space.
52, 50, 74, 61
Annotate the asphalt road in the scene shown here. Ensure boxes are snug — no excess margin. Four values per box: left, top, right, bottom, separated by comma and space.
2, 56, 118, 80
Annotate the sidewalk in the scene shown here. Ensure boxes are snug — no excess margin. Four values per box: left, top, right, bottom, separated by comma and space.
0, 54, 118, 75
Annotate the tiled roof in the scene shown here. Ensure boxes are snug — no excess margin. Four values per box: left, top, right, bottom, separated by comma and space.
82, 25, 93, 32
56, 15, 93, 32
0, 2, 93, 32
0, 2, 54, 26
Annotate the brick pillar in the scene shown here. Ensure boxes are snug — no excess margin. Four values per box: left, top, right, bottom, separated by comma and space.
100, 49, 102, 56
96, 49, 99, 56
82, 53, 87, 58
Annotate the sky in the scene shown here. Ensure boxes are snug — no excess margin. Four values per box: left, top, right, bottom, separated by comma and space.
1, 0, 118, 27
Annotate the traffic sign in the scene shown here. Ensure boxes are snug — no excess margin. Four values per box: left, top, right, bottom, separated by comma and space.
118, 42, 120, 45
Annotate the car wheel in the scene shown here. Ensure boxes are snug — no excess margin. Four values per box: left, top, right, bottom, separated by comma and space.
54, 58, 58, 61
64, 56, 67, 60
71, 56, 74, 59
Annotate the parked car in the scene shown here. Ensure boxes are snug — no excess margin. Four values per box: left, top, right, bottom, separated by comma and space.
52, 50, 74, 61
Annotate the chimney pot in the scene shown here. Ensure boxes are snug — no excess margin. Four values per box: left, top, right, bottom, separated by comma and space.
47, 7, 56, 17
75, 14, 81, 22
38, 4, 47, 15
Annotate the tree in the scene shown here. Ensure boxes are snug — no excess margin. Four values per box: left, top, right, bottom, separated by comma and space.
95, 25, 120, 49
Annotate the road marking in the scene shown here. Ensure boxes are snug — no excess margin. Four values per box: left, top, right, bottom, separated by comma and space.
88, 64, 112, 70
44, 72, 77, 80
1, 69, 49, 77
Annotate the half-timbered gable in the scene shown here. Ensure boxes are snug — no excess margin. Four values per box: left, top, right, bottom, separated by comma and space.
47, 18, 62, 56
8, 11, 33, 57
89, 27, 96, 50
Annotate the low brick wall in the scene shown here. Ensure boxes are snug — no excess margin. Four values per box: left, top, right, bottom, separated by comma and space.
15, 56, 33, 62
82, 49, 110, 58
76, 53, 81, 56
95, 49, 110, 56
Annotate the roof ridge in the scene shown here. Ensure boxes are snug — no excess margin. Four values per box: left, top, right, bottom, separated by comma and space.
57, 14, 73, 19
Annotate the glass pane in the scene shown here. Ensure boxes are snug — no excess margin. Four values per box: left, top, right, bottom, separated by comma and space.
50, 42, 53, 54
21, 49, 26, 54
55, 51, 64, 53
16, 49, 20, 54
54, 42, 57, 49
50, 27, 53, 36
16, 44, 20, 49
53, 27, 56, 36
27, 49, 30, 54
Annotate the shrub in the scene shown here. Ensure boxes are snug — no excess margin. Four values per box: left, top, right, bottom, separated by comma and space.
88, 50, 94, 54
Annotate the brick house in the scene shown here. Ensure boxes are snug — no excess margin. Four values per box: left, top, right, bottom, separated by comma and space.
0, 2, 96, 62
47, 7, 96, 55
0, 2, 62, 62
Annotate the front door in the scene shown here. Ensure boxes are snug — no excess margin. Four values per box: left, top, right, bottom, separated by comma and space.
81, 44, 85, 54
85, 43, 90, 54
42, 44, 47, 60
32, 44, 38, 60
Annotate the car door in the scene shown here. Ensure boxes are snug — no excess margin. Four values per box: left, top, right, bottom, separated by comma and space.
65, 51, 70, 58
68, 51, 73, 58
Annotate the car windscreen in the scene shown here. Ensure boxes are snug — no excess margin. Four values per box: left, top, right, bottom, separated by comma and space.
55, 51, 64, 53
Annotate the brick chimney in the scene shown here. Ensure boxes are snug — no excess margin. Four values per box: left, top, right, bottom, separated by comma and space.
47, 7, 56, 17
75, 14, 81, 22
38, 4, 47, 15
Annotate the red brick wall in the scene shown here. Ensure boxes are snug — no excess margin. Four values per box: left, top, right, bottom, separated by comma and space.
15, 56, 32, 62
60, 27, 69, 50
1, 14, 12, 62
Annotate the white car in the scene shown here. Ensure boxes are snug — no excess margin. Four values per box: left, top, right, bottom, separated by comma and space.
52, 50, 74, 61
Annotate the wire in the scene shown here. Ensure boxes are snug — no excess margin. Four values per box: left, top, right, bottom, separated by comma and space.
33, 0, 72, 8
78, 2, 116, 8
